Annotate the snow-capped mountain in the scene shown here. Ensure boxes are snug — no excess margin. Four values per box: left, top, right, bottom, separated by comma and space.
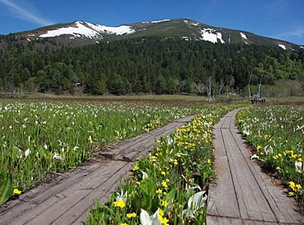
39, 21, 135, 39
1, 19, 302, 51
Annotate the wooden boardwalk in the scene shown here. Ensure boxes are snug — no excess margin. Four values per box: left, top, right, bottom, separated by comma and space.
207, 109, 304, 225
0, 115, 195, 225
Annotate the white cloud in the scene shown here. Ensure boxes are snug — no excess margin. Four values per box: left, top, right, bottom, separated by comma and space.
277, 26, 304, 40
265, 0, 290, 14
0, 0, 53, 26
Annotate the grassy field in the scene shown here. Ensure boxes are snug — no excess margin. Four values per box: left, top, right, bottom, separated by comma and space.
0, 96, 303, 223
0, 100, 209, 205
237, 106, 304, 206
86, 105, 236, 225
5, 92, 303, 105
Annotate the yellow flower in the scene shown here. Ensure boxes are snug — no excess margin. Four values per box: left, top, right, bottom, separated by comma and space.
161, 171, 166, 176
276, 166, 280, 170
159, 209, 164, 217
120, 223, 128, 225
13, 188, 21, 195
162, 181, 168, 188
132, 164, 139, 171
151, 156, 158, 162
160, 217, 169, 225
289, 192, 295, 196
257, 145, 262, 150
173, 159, 178, 165
161, 199, 169, 207
207, 159, 211, 164
156, 189, 162, 194
158, 210, 169, 225
126, 212, 136, 218
113, 200, 126, 208
289, 181, 296, 189
295, 184, 302, 191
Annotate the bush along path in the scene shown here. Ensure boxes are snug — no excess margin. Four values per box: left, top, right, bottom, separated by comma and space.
85, 106, 234, 225
207, 109, 304, 225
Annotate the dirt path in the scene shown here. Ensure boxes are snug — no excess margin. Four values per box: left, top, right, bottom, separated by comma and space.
0, 115, 196, 225
207, 109, 304, 225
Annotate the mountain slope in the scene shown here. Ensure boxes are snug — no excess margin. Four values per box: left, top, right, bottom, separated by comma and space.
1, 19, 302, 51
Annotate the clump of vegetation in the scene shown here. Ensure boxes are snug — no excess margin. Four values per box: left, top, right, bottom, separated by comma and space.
86, 105, 235, 225
0, 101, 207, 205
237, 106, 304, 206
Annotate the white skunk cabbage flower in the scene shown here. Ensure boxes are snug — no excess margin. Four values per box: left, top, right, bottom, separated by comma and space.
140, 208, 161, 225
116, 189, 128, 202
295, 161, 303, 173
141, 170, 148, 180
264, 145, 273, 155
250, 154, 258, 160
182, 191, 207, 218
53, 153, 64, 161
25, 149, 31, 158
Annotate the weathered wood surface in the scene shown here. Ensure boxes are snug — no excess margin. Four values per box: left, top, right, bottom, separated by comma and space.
0, 115, 195, 225
207, 109, 304, 225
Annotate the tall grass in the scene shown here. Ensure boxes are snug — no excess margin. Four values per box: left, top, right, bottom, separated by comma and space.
0, 101, 206, 205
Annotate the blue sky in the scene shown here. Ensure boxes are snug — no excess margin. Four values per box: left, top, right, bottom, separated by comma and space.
0, 0, 303, 45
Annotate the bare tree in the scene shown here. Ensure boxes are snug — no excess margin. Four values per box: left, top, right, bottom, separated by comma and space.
225, 76, 235, 99
195, 83, 205, 96
257, 74, 264, 98
218, 79, 224, 96
9, 61, 16, 98
247, 69, 252, 100
207, 76, 213, 101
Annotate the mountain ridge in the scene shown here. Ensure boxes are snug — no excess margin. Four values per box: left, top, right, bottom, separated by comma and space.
1, 18, 302, 51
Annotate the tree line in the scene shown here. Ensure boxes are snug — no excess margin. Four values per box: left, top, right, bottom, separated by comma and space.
0, 36, 303, 96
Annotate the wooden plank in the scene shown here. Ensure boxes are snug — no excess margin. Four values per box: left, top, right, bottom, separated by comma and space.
221, 110, 238, 129
209, 109, 304, 225
0, 163, 102, 225
207, 216, 242, 225
207, 128, 240, 218
222, 128, 277, 222
7, 161, 127, 225
51, 163, 132, 225
230, 128, 304, 224
27, 189, 92, 225
119, 121, 187, 162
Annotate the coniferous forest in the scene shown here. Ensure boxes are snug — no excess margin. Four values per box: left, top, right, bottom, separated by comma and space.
0, 36, 304, 96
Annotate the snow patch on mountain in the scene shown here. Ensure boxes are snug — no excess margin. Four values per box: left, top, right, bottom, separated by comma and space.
39, 21, 135, 39
240, 32, 248, 40
300, 46, 304, 49
200, 28, 225, 44
278, 44, 286, 50
85, 22, 135, 35
150, 19, 171, 23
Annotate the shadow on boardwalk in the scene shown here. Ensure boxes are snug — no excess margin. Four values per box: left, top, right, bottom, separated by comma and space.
207, 109, 304, 225
0, 115, 195, 225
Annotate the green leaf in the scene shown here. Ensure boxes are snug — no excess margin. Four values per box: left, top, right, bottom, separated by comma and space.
139, 178, 156, 199
0, 172, 13, 205
139, 178, 156, 211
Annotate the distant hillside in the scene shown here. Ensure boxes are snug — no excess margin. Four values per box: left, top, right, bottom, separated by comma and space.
0, 36, 303, 97
0, 19, 302, 52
